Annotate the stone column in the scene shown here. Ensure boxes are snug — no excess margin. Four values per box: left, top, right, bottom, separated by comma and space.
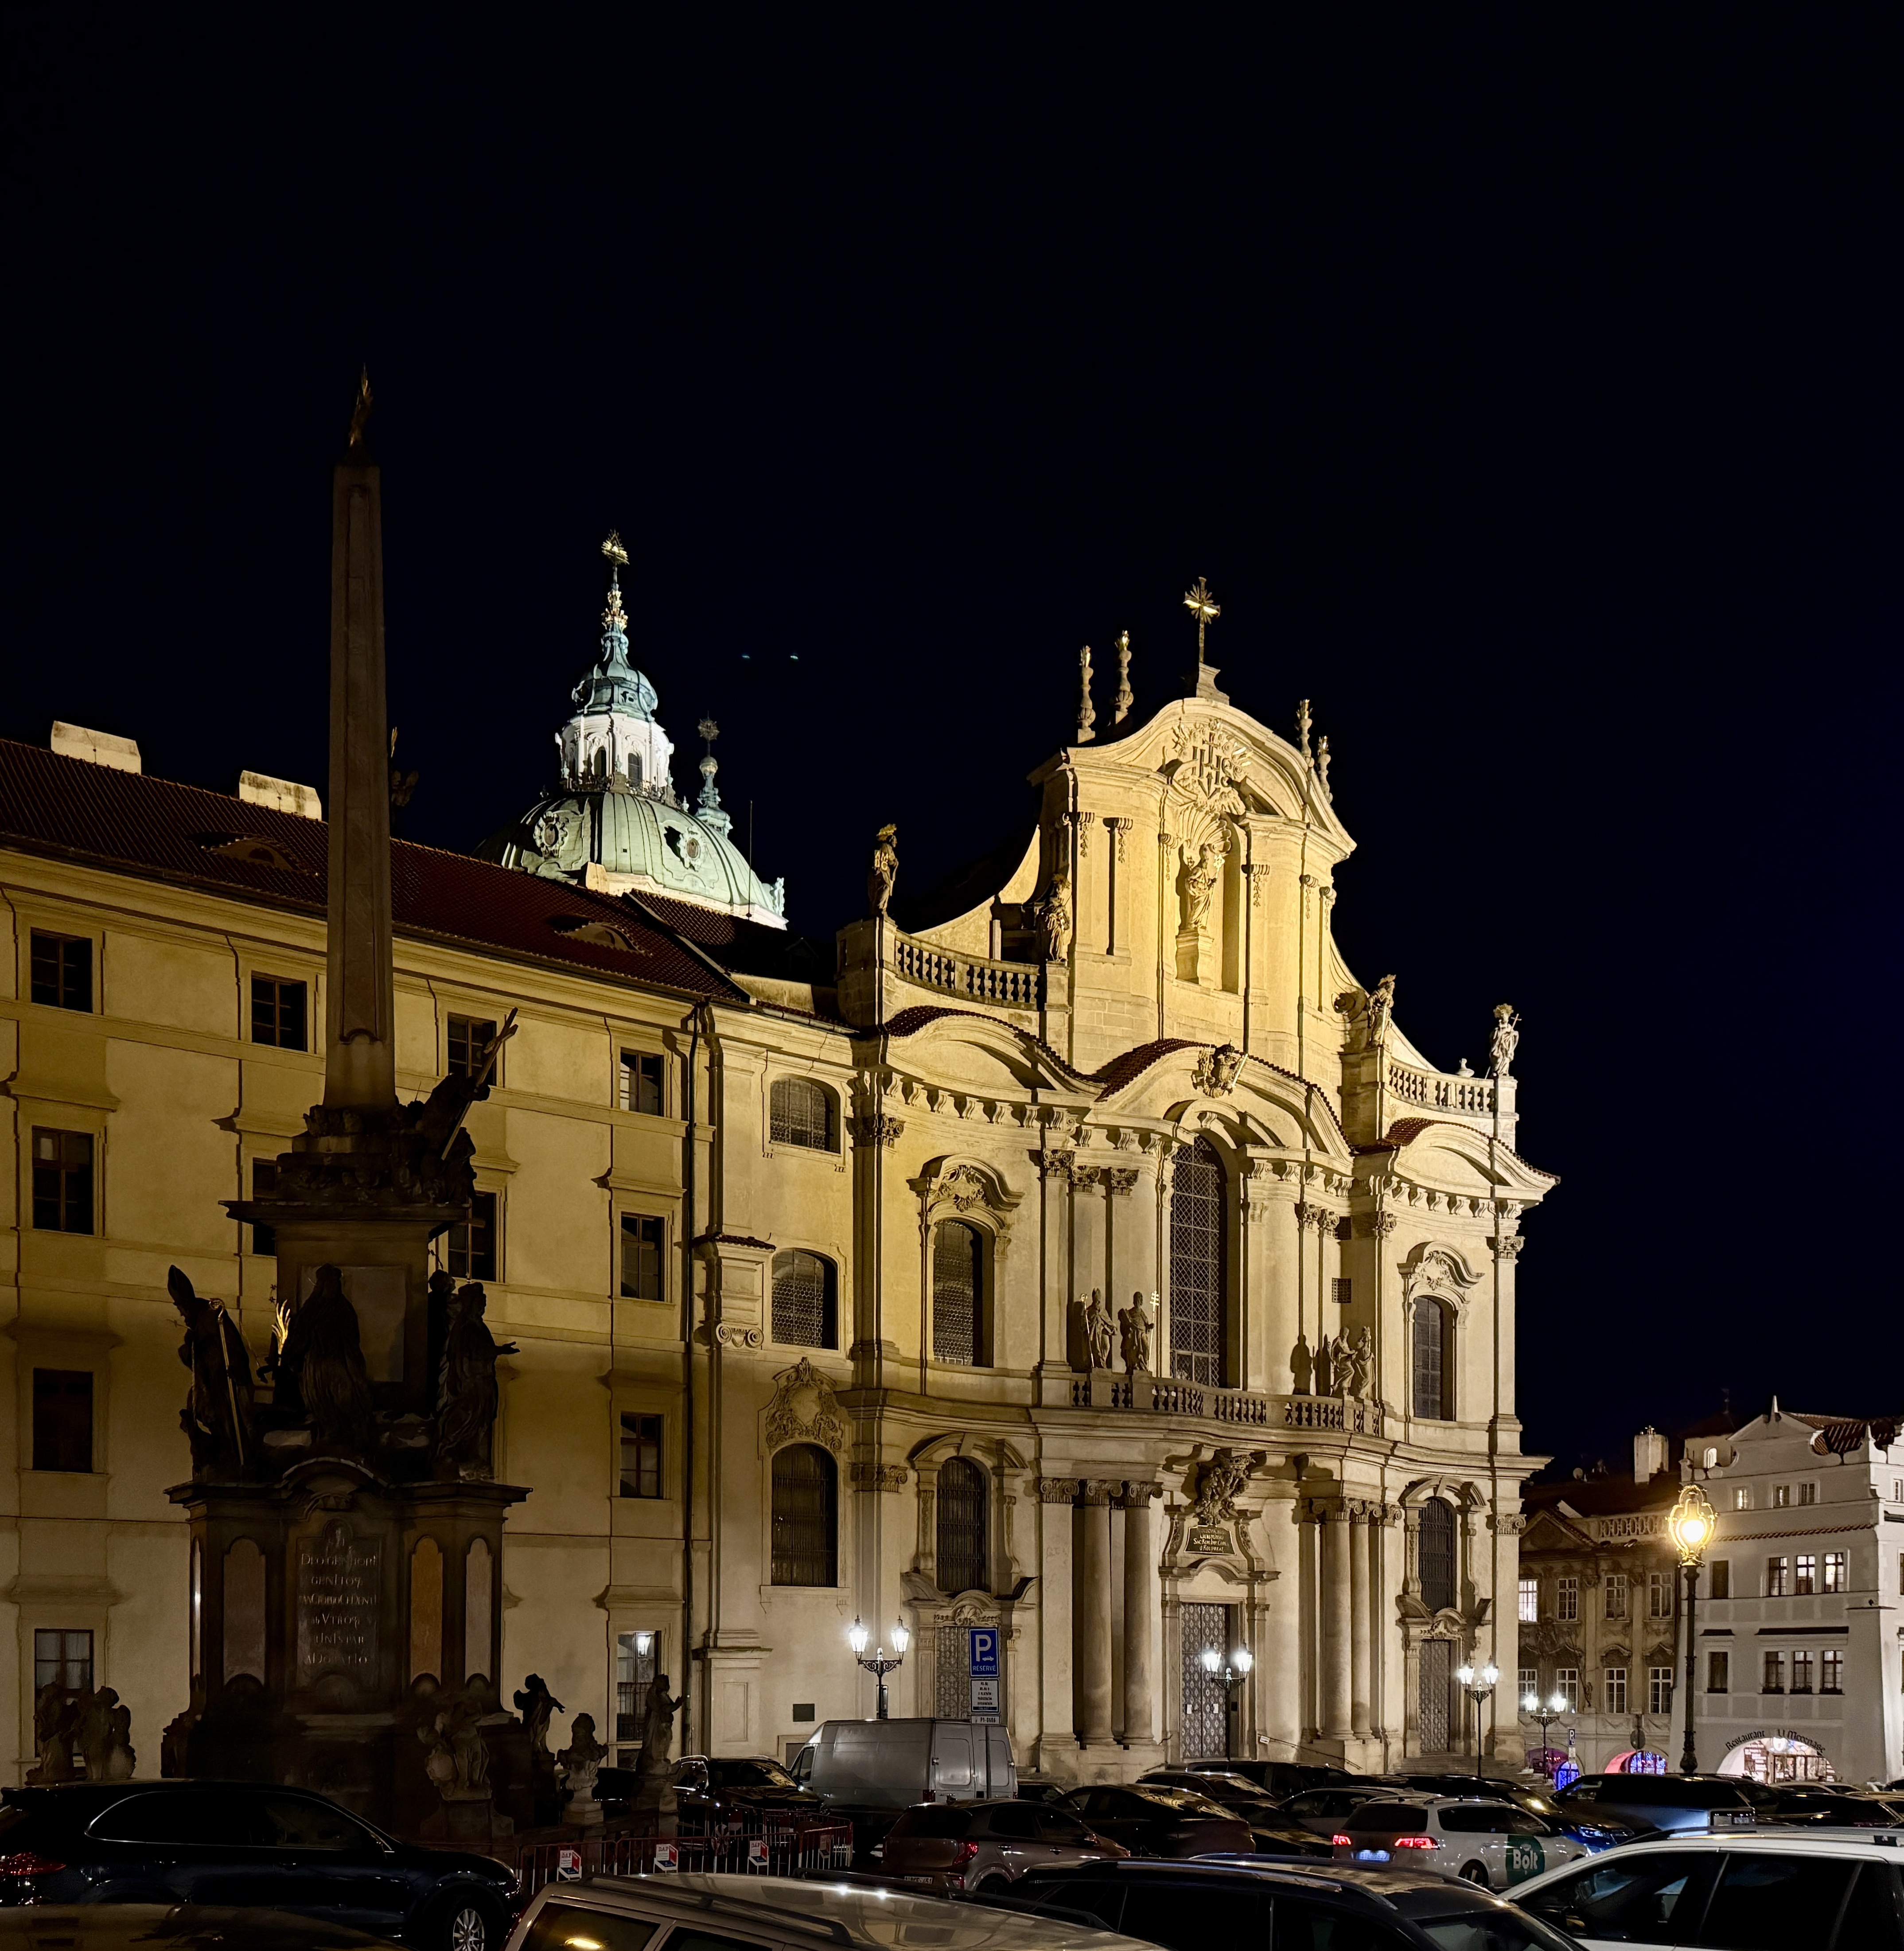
1075, 1482, 1116, 1745
1036, 1477, 1078, 1771
1121, 1484, 1159, 1744
1320, 1502, 1353, 1740
1260, 1495, 1302, 1756
1350, 1503, 1372, 1736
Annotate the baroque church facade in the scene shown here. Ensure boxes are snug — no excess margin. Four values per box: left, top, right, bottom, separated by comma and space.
0, 546, 1552, 1786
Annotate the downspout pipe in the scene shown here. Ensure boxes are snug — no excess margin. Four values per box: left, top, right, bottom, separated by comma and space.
680, 1002, 705, 1752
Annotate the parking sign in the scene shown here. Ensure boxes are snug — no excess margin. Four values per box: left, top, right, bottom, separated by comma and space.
969, 1627, 1000, 1677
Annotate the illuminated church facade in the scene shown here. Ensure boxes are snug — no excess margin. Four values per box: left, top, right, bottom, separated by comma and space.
0, 557, 1552, 1785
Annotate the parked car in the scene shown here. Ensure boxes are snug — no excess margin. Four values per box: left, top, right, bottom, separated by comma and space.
1378, 1775, 1637, 1852
0, 1908, 404, 1951
0, 1784, 516, 1951
880, 1798, 1127, 1893
1015, 1777, 1073, 1809
1751, 1784, 1904, 1826
1550, 1769, 1761, 1838
1132, 1772, 1328, 1858
505, 1871, 1151, 1951
1512, 1830, 1904, 1951
1180, 1759, 1354, 1799
980, 1857, 1582, 1951
655, 1755, 827, 1826
1274, 1785, 1409, 1836
1332, 1794, 1592, 1892
793, 1718, 1015, 1810
1060, 1785, 1251, 1858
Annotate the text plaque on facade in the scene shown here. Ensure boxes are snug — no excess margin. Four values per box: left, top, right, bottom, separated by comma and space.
1188, 1525, 1231, 1553
970, 1676, 1001, 1722
295, 1520, 381, 1686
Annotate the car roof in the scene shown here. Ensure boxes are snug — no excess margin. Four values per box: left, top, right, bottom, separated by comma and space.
1015, 1858, 1509, 1911
572, 1874, 1149, 1951
1516, 1830, 1904, 1885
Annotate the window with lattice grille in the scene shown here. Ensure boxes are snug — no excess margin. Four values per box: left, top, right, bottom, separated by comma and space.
772, 1250, 836, 1348
770, 1078, 836, 1151
936, 1458, 988, 1595
1419, 1498, 1456, 1613
932, 1221, 985, 1366
1168, 1137, 1225, 1386
1411, 1297, 1449, 1418
771, 1444, 837, 1587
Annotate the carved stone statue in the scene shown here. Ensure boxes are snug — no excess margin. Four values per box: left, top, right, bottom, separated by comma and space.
278, 1263, 374, 1452
630, 1675, 686, 1820
557, 1710, 607, 1825
1365, 973, 1397, 1046
420, 1683, 493, 1801
1118, 1292, 1155, 1375
437, 1282, 518, 1480
77, 1686, 134, 1780
1489, 1003, 1520, 1077
1189, 1448, 1265, 1526
168, 1266, 255, 1476
1179, 842, 1220, 935
868, 824, 899, 916
1345, 1326, 1374, 1399
1077, 1290, 1116, 1371
1036, 872, 1073, 963
426, 1268, 457, 1405
513, 1673, 563, 1764
30, 1682, 78, 1782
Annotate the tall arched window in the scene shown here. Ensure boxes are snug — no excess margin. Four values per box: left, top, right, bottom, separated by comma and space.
771, 1444, 837, 1587
770, 1078, 837, 1152
771, 1250, 837, 1348
1418, 1498, 1456, 1614
935, 1457, 989, 1596
1411, 1296, 1451, 1419
932, 1220, 986, 1366
1169, 1137, 1226, 1386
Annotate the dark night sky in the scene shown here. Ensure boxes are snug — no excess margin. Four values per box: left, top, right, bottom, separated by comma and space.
4, 14, 1899, 1472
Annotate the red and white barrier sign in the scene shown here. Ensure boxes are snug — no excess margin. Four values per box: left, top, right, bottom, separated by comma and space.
557, 1849, 583, 1883
746, 1838, 768, 1871
652, 1844, 679, 1873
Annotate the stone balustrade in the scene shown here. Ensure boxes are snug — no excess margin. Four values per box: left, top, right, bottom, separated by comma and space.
1068, 1372, 1385, 1437
1386, 1057, 1496, 1116
892, 930, 1041, 1010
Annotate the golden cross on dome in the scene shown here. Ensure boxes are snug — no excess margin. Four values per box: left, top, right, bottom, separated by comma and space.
1183, 577, 1220, 660
602, 531, 630, 566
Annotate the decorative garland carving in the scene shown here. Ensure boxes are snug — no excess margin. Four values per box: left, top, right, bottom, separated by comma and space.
763, 1357, 849, 1455
1192, 1044, 1246, 1098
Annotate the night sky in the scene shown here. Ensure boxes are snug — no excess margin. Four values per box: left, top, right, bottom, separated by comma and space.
5, 16, 1899, 1474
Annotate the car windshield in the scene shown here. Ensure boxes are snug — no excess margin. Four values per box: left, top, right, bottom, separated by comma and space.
705, 1759, 799, 1789
1132, 1786, 1229, 1815
892, 1805, 976, 1836
1411, 1911, 1582, 1951
1346, 1803, 1428, 1832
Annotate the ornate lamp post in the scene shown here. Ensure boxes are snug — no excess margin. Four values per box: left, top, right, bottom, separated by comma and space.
848, 1616, 910, 1721
1457, 1662, 1499, 1759
1667, 1483, 1716, 1774
1200, 1643, 1253, 1755
1522, 1690, 1569, 1780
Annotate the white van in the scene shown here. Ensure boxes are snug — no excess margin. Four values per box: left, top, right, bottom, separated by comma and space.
792, 1717, 1016, 1809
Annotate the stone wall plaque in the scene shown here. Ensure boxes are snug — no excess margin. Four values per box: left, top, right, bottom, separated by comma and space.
1188, 1525, 1232, 1554
296, 1520, 382, 1686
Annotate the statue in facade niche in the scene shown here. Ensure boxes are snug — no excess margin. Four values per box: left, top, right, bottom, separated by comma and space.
1077, 1289, 1116, 1371
1179, 842, 1221, 935
868, 824, 899, 916
1118, 1292, 1154, 1375
1036, 872, 1073, 963
279, 1264, 374, 1452
437, 1282, 518, 1480
168, 1265, 254, 1476
1489, 1003, 1520, 1077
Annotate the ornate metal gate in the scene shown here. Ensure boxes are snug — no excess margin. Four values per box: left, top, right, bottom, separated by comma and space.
1169, 1139, 1226, 1385
1180, 1601, 1230, 1758
1418, 1637, 1454, 1753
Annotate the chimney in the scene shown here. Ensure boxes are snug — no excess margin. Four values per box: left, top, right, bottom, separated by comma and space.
1634, 1426, 1667, 1482
239, 771, 323, 819
51, 722, 141, 774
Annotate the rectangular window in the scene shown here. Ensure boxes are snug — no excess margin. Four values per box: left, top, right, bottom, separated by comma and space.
1707, 1650, 1729, 1694
1795, 1554, 1816, 1595
250, 1157, 278, 1256
619, 1050, 665, 1116
1798, 1482, 1817, 1506
1331, 1277, 1351, 1307
1766, 1556, 1789, 1597
1822, 1551, 1846, 1593
1734, 1486, 1752, 1511
1605, 1573, 1629, 1620
1647, 1570, 1673, 1619
1762, 1650, 1785, 1693
249, 974, 308, 1049
1821, 1649, 1843, 1694
618, 1414, 662, 1499
1649, 1667, 1674, 1715
447, 1014, 499, 1083
31, 1127, 94, 1234
1791, 1649, 1813, 1694
1518, 1577, 1538, 1623
1555, 1668, 1580, 1711
1518, 1666, 1537, 1698
33, 1628, 93, 1699
615, 1629, 658, 1758
446, 1189, 498, 1281
30, 931, 92, 1011
1710, 1560, 1730, 1600
1604, 1668, 1628, 1714
1772, 1484, 1790, 1508
31, 1370, 93, 1472
1557, 1575, 1579, 1623
619, 1215, 664, 1301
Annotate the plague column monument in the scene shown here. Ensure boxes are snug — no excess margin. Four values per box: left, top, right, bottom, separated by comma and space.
166, 381, 529, 1833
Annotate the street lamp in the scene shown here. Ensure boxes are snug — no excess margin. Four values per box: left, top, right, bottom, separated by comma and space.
1667, 1483, 1715, 1774
1522, 1690, 1569, 1780
1456, 1662, 1499, 1759
847, 1616, 910, 1721
1200, 1645, 1253, 1756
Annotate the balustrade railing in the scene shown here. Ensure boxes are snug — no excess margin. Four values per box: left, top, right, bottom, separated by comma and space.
1067, 1374, 1382, 1436
1386, 1059, 1495, 1116
893, 931, 1042, 1010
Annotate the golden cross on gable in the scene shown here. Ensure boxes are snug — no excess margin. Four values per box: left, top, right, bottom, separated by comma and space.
1183, 577, 1220, 660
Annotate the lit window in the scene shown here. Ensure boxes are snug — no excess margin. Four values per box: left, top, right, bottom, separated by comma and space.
249, 974, 308, 1049
446, 1190, 498, 1281
30, 931, 92, 1012
31, 1128, 94, 1234
1518, 1666, 1537, 1698
1797, 1483, 1817, 1507
1604, 1668, 1628, 1714
1518, 1578, 1538, 1623
1706, 1651, 1729, 1694
1604, 1573, 1628, 1620
618, 1414, 662, 1498
1762, 1650, 1784, 1693
619, 1050, 664, 1115
1555, 1668, 1580, 1711
1822, 1552, 1846, 1593
619, 1215, 663, 1300
770, 1077, 835, 1151
1821, 1649, 1843, 1694
1648, 1667, 1673, 1715
1795, 1554, 1816, 1596
1765, 1557, 1789, 1597
1557, 1575, 1579, 1623
1791, 1650, 1813, 1694
1734, 1486, 1752, 1511
615, 1629, 658, 1759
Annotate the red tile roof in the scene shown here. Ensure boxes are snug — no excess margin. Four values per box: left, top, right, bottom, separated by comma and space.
0, 739, 740, 1003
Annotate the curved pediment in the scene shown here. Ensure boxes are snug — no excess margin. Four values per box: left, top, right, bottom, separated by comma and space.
1374, 1117, 1556, 1202
1093, 1039, 1353, 1160
880, 1005, 1090, 1097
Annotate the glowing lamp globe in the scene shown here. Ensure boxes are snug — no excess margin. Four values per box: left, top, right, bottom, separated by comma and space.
1232, 1647, 1254, 1676
1668, 1484, 1716, 1566
1200, 1647, 1221, 1674
848, 1618, 870, 1655
891, 1620, 911, 1655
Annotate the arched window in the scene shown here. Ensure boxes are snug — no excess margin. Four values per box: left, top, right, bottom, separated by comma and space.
932, 1220, 986, 1366
1411, 1296, 1451, 1419
771, 1444, 837, 1587
771, 1250, 837, 1348
629, 753, 643, 789
935, 1457, 989, 1595
1418, 1498, 1456, 1614
770, 1078, 837, 1152
1169, 1137, 1226, 1386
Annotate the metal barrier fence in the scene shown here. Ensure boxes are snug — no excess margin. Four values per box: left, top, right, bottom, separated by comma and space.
519, 1820, 853, 1897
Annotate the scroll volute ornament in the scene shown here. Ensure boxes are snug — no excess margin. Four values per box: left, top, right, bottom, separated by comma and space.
763, 1357, 849, 1455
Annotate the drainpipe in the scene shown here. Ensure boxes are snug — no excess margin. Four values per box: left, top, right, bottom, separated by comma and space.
680, 1002, 706, 1752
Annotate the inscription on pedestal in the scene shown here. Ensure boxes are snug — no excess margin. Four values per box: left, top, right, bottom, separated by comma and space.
1188, 1525, 1232, 1554
296, 1520, 382, 1686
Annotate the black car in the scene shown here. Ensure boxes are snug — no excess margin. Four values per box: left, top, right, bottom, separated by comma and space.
1753, 1784, 1904, 1826
1181, 1759, 1355, 1799
598, 1755, 824, 1829
1133, 1773, 1331, 1858
978, 1856, 1580, 1950
0, 1785, 516, 1951
1061, 1785, 1251, 1858
0, 1906, 404, 1951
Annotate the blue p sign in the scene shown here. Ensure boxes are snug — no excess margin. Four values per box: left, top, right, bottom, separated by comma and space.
969, 1627, 1000, 1677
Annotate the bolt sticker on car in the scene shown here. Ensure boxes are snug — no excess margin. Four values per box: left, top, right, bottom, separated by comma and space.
1505, 1837, 1545, 1883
